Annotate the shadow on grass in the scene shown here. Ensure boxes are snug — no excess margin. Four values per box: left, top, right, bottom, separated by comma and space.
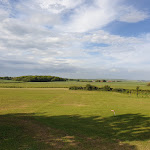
0, 113, 150, 149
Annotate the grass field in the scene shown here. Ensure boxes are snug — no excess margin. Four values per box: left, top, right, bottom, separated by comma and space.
0, 88, 150, 150
0, 80, 150, 90
0, 79, 22, 83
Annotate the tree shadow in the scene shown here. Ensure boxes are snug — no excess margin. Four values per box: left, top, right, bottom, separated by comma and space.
0, 113, 150, 149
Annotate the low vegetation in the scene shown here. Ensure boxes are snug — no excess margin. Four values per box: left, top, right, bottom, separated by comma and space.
0, 76, 12, 80
69, 84, 113, 91
0, 88, 150, 150
147, 83, 150, 86
69, 84, 130, 92
69, 84, 150, 97
13, 75, 67, 82
0, 80, 150, 90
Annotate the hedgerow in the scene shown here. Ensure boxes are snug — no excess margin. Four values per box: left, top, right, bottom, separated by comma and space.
69, 84, 150, 96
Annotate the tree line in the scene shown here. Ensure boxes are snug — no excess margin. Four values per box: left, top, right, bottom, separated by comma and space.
69, 84, 150, 96
0, 76, 67, 82
0, 77, 13, 80
13, 76, 67, 82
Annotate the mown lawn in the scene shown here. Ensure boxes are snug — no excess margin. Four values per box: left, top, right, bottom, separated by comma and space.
0, 88, 150, 150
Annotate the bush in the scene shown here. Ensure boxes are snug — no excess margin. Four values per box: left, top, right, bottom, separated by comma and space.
147, 83, 150, 86
101, 85, 112, 91
102, 80, 106, 82
69, 86, 83, 90
95, 80, 101, 82
112, 88, 126, 93
0, 77, 12, 80
85, 84, 98, 91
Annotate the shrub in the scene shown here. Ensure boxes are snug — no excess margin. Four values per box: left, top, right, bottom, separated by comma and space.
136, 86, 140, 97
69, 86, 83, 90
101, 85, 112, 91
95, 80, 101, 82
112, 88, 126, 93
85, 84, 98, 91
147, 83, 150, 86
102, 80, 106, 82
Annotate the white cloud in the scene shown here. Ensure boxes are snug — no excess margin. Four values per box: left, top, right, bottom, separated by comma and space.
0, 0, 150, 79
27, 12, 61, 25
110, 68, 119, 73
119, 6, 149, 23
0, 0, 9, 6
56, 0, 119, 32
0, 8, 9, 20
1, 14, 150, 78
37, 0, 84, 13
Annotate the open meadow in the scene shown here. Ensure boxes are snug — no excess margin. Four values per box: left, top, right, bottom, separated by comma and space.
0, 85, 150, 150
0, 80, 150, 90
1, 0, 150, 149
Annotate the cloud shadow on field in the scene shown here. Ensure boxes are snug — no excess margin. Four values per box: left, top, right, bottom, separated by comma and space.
0, 113, 150, 149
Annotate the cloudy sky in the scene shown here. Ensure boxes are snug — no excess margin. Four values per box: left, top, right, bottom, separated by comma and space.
0, 0, 150, 79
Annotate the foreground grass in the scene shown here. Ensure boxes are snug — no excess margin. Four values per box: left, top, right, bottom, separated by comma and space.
0, 88, 150, 150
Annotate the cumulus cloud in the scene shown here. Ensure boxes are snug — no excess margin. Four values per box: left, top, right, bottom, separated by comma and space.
60, 0, 118, 32
37, 0, 84, 13
119, 6, 149, 23
0, 0, 150, 79
0, 9, 9, 20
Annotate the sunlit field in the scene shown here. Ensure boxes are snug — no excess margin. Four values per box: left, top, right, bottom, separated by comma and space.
0, 87, 150, 150
1, 0, 150, 149
0, 80, 150, 90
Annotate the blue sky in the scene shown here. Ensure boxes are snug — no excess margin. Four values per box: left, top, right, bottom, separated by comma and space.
0, 0, 150, 79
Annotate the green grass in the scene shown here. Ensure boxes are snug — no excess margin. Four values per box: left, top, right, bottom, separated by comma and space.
0, 88, 150, 149
0, 79, 22, 83
0, 81, 150, 90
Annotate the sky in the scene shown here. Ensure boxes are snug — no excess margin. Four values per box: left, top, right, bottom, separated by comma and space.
0, 0, 150, 80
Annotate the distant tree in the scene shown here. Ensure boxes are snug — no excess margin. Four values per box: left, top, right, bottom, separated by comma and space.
112, 88, 126, 93
85, 84, 93, 91
85, 84, 98, 91
129, 90, 131, 96
102, 80, 106, 82
13, 76, 67, 82
136, 86, 140, 97
69, 86, 83, 90
0, 76, 12, 80
102, 85, 112, 91
96, 80, 101, 82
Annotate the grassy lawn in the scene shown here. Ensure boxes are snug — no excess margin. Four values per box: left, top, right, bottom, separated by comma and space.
0, 88, 150, 149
